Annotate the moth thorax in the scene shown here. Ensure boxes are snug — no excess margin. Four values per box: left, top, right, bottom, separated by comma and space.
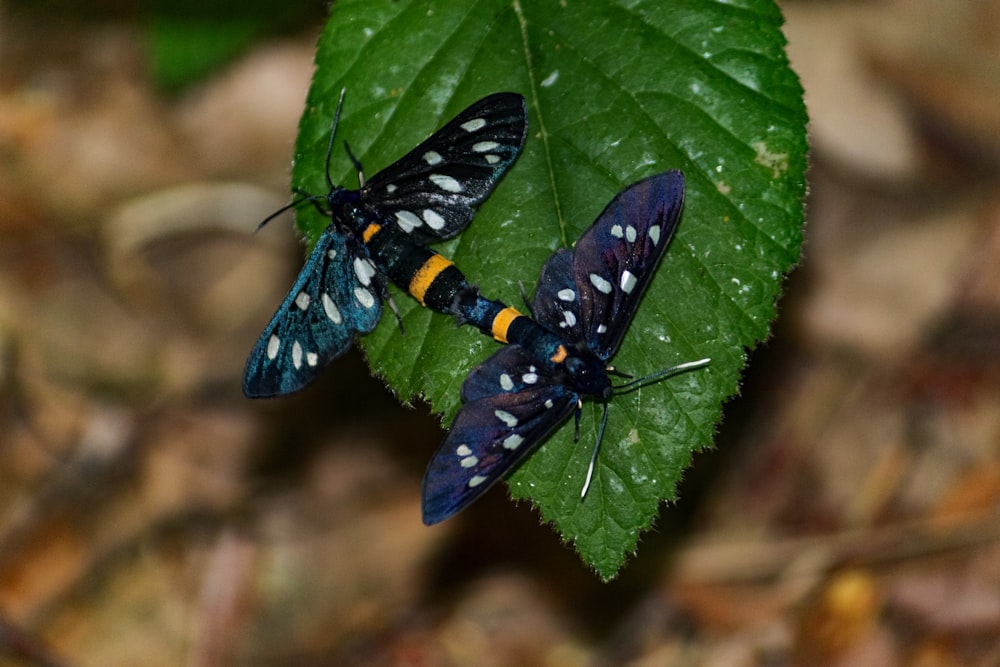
563, 352, 612, 398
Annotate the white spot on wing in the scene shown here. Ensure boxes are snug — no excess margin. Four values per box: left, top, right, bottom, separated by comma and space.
456, 444, 472, 456
423, 150, 443, 165
620, 270, 637, 294
473, 141, 499, 152
597, 324, 608, 334
354, 286, 376, 309
461, 118, 486, 132
544, 399, 554, 409
494, 410, 518, 427
306, 352, 318, 367
557, 288, 575, 302
499, 373, 514, 391
395, 210, 422, 232
322, 293, 342, 324
430, 174, 463, 193
327, 248, 337, 260
522, 372, 538, 384
292, 341, 303, 369
422, 209, 446, 230
460, 455, 479, 468
484, 155, 500, 164
589, 273, 613, 294
385, 184, 397, 194
649, 224, 661, 245
266, 335, 280, 360
468, 474, 488, 488
295, 291, 311, 310
611, 224, 624, 238
503, 434, 524, 450
354, 257, 376, 286
559, 310, 577, 328
626, 225, 637, 243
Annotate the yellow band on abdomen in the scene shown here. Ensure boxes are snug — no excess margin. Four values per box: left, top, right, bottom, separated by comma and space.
491, 306, 522, 344
409, 254, 454, 306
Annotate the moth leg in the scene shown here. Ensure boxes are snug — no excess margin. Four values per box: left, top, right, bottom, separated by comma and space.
449, 283, 480, 327
573, 397, 583, 442
305, 195, 332, 218
343, 141, 365, 187
385, 289, 405, 335
517, 281, 537, 319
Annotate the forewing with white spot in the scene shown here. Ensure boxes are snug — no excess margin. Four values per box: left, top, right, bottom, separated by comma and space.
567, 171, 685, 359
361, 92, 527, 243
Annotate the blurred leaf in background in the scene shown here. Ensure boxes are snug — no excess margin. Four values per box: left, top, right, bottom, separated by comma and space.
143, 0, 322, 91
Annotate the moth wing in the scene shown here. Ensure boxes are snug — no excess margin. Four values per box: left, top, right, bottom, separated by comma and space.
530, 247, 590, 347
362, 92, 527, 242
422, 345, 576, 524
243, 227, 383, 397
570, 171, 685, 358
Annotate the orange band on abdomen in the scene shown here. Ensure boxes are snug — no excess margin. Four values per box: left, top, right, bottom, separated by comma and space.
362, 223, 382, 243
549, 345, 568, 364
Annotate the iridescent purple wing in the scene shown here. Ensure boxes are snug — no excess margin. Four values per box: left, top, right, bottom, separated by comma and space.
422, 345, 576, 525
533, 171, 685, 360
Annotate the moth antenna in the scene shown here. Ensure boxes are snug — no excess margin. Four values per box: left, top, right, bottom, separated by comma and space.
254, 194, 318, 233
323, 87, 348, 192
613, 358, 711, 394
580, 360, 710, 499
580, 401, 611, 498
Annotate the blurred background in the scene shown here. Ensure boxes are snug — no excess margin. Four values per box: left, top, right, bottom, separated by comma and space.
2, 1, 1000, 665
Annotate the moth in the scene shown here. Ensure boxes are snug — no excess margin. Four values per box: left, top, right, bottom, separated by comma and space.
244, 92, 528, 397
422, 171, 710, 524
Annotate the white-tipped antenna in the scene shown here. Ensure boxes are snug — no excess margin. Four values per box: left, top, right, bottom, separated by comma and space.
324, 88, 348, 192
579, 357, 712, 499
253, 88, 348, 234
613, 358, 712, 393
580, 403, 611, 498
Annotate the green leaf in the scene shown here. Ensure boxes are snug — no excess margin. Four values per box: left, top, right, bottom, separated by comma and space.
291, 0, 806, 578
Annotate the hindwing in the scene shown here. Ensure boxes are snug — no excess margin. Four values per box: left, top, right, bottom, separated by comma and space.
243, 227, 383, 397
422, 345, 576, 525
